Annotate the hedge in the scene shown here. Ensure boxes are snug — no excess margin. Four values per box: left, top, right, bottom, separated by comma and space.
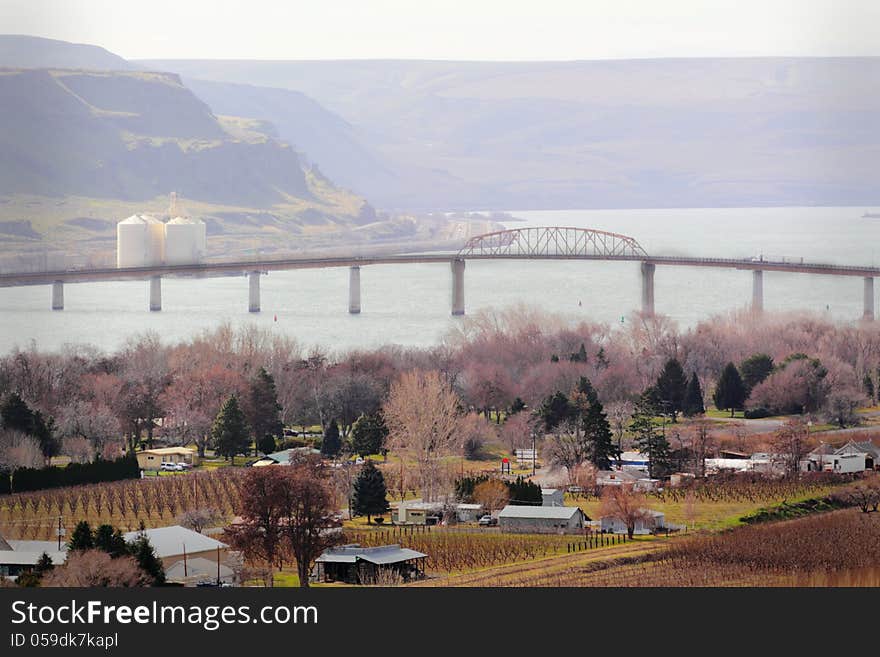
8, 455, 140, 493
0, 470, 10, 495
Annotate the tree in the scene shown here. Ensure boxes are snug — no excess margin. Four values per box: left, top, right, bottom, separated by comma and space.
211, 395, 250, 465
770, 418, 810, 477
655, 359, 688, 422
583, 396, 619, 470
383, 371, 465, 501
67, 520, 94, 551
713, 362, 747, 417
177, 508, 224, 534
127, 533, 165, 585
246, 368, 283, 456
630, 402, 671, 479
740, 353, 774, 392
600, 485, 654, 539
257, 434, 277, 455
42, 550, 147, 587
94, 524, 127, 558
507, 476, 543, 505
351, 412, 388, 457
0, 393, 59, 461
351, 461, 390, 523
683, 373, 705, 417
321, 419, 341, 458
536, 391, 574, 432
284, 463, 343, 588
472, 479, 510, 514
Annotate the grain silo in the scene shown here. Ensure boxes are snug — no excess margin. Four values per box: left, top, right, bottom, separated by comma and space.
164, 216, 207, 265
117, 214, 165, 268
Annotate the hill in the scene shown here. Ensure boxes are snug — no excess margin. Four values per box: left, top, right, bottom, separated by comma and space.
0, 34, 133, 70
142, 57, 880, 209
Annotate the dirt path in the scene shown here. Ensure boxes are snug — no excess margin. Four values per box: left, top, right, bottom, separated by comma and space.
410, 539, 667, 587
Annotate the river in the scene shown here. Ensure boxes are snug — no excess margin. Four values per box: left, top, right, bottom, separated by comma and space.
0, 206, 875, 355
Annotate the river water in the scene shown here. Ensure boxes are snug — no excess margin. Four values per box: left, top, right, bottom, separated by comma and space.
0, 206, 875, 355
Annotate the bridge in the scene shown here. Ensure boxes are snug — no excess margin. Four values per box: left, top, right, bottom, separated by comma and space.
2, 226, 878, 320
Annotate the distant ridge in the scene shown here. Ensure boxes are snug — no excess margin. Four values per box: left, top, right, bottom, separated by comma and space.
0, 34, 133, 70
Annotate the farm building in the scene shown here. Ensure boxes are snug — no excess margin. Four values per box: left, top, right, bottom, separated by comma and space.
541, 488, 564, 507
123, 525, 229, 572
600, 510, 666, 535
498, 505, 586, 534
250, 447, 320, 467
596, 470, 660, 492
836, 440, 880, 469
136, 447, 198, 470
164, 558, 235, 586
391, 500, 483, 524
0, 535, 66, 580
312, 544, 427, 584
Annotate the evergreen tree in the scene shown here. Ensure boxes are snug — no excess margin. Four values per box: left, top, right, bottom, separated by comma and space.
509, 397, 527, 415
537, 392, 573, 432
596, 346, 609, 369
257, 434, 277, 455
864, 373, 876, 403
570, 343, 588, 363
683, 373, 706, 417
94, 524, 127, 558
128, 533, 165, 585
211, 395, 250, 465
34, 552, 54, 576
321, 419, 341, 458
351, 460, 390, 523
740, 353, 774, 392
351, 412, 388, 457
506, 476, 543, 505
630, 403, 671, 479
248, 368, 284, 455
0, 392, 34, 434
583, 397, 619, 470
714, 362, 747, 417
655, 358, 688, 422
67, 521, 94, 551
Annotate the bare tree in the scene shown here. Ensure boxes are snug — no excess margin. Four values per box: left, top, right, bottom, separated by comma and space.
473, 479, 509, 514
43, 550, 147, 587
599, 485, 654, 539
177, 508, 224, 533
690, 419, 716, 477
771, 418, 810, 477
383, 370, 465, 501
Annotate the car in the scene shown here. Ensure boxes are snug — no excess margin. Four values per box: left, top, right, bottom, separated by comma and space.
478, 515, 498, 526
566, 485, 583, 494
161, 462, 185, 472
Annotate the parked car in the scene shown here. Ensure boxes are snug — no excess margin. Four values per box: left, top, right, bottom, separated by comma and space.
478, 515, 498, 526
161, 462, 184, 472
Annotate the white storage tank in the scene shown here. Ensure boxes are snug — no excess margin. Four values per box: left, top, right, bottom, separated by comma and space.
164, 216, 206, 265
117, 214, 165, 268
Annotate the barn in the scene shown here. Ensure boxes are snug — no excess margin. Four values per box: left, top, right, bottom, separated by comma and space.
497, 505, 586, 534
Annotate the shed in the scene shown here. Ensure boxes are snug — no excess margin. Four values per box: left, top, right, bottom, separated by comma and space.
123, 525, 228, 569
313, 544, 427, 584
541, 488, 565, 507
498, 505, 586, 534
165, 557, 235, 586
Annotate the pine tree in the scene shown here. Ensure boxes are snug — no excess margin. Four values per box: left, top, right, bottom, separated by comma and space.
683, 373, 706, 417
352, 460, 390, 523
321, 419, 341, 458
537, 392, 573, 432
247, 368, 284, 456
740, 353, 774, 392
351, 413, 388, 457
257, 434, 277, 455
0, 392, 34, 434
34, 552, 54, 576
583, 397, 619, 469
507, 476, 542, 505
67, 521, 94, 551
128, 533, 165, 585
630, 403, 671, 479
714, 362, 747, 417
211, 395, 250, 465
655, 358, 688, 422
94, 524, 127, 558
570, 343, 588, 363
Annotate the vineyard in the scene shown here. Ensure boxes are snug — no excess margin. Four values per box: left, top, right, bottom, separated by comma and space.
0, 470, 245, 541
436, 508, 880, 587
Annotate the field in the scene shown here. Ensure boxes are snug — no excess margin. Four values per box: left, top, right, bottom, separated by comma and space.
0, 470, 244, 540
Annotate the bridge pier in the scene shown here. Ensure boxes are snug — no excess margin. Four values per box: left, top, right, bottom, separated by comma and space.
752, 270, 764, 313
865, 277, 875, 321
349, 266, 361, 314
451, 259, 465, 316
149, 275, 162, 311
640, 262, 655, 316
248, 271, 261, 313
51, 281, 64, 310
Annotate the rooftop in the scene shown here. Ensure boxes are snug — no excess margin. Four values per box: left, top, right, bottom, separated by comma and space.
141, 447, 195, 455
498, 505, 582, 520
122, 525, 227, 558
316, 544, 427, 565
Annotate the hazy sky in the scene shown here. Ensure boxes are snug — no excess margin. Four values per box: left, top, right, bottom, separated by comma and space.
2, 0, 879, 61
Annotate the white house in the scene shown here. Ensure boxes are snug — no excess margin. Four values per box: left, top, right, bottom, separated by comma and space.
498, 505, 585, 534
600, 509, 665, 535
541, 488, 564, 507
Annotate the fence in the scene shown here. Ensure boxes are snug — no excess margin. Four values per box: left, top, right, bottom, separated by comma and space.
566, 533, 627, 553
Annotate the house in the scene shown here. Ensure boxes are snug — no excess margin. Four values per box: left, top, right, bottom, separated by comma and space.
596, 469, 661, 492
455, 503, 484, 522
618, 451, 650, 470
123, 525, 229, 573
391, 500, 443, 525
600, 509, 666, 535
498, 505, 586, 534
0, 533, 66, 581
836, 440, 880, 470
541, 488, 564, 507
136, 447, 199, 470
312, 544, 427, 584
